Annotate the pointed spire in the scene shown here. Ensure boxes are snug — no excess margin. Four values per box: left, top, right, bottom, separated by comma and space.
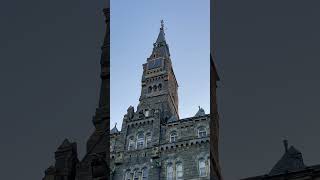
151, 20, 171, 58
156, 20, 166, 43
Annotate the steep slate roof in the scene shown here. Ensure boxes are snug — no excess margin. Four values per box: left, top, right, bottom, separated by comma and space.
58, 138, 71, 149
269, 146, 306, 175
240, 142, 314, 180
194, 106, 206, 117
167, 116, 177, 123
156, 20, 166, 43
110, 123, 119, 134
156, 29, 166, 43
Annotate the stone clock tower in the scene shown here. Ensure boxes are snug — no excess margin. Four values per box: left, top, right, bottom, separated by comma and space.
138, 20, 179, 122
43, 10, 214, 180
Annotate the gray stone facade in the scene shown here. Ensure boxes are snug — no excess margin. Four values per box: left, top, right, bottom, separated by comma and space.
110, 21, 211, 180
43, 8, 219, 180
110, 113, 210, 180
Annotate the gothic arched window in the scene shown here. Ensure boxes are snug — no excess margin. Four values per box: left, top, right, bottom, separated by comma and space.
142, 168, 148, 180
153, 85, 157, 91
167, 163, 174, 180
148, 86, 152, 93
136, 132, 144, 149
158, 83, 162, 90
176, 162, 183, 180
198, 158, 207, 177
133, 170, 139, 180
125, 170, 132, 180
146, 132, 152, 147
198, 127, 207, 138
128, 137, 135, 150
170, 131, 177, 143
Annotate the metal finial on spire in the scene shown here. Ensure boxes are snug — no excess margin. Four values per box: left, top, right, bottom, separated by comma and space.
115, 123, 117, 128
160, 20, 164, 30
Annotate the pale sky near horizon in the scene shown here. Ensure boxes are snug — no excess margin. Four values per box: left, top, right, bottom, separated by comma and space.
110, 0, 210, 130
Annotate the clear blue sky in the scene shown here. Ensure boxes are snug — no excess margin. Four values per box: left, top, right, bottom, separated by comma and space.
110, 0, 210, 129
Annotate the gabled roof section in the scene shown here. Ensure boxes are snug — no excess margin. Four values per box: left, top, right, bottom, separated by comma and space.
269, 144, 306, 175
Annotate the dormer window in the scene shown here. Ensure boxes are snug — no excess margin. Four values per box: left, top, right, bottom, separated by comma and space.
198, 127, 207, 138
144, 109, 150, 117
170, 131, 177, 143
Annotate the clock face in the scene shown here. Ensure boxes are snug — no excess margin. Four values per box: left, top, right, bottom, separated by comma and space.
148, 58, 163, 69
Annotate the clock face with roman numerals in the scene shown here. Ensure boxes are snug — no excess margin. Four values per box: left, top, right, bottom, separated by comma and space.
148, 58, 163, 70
